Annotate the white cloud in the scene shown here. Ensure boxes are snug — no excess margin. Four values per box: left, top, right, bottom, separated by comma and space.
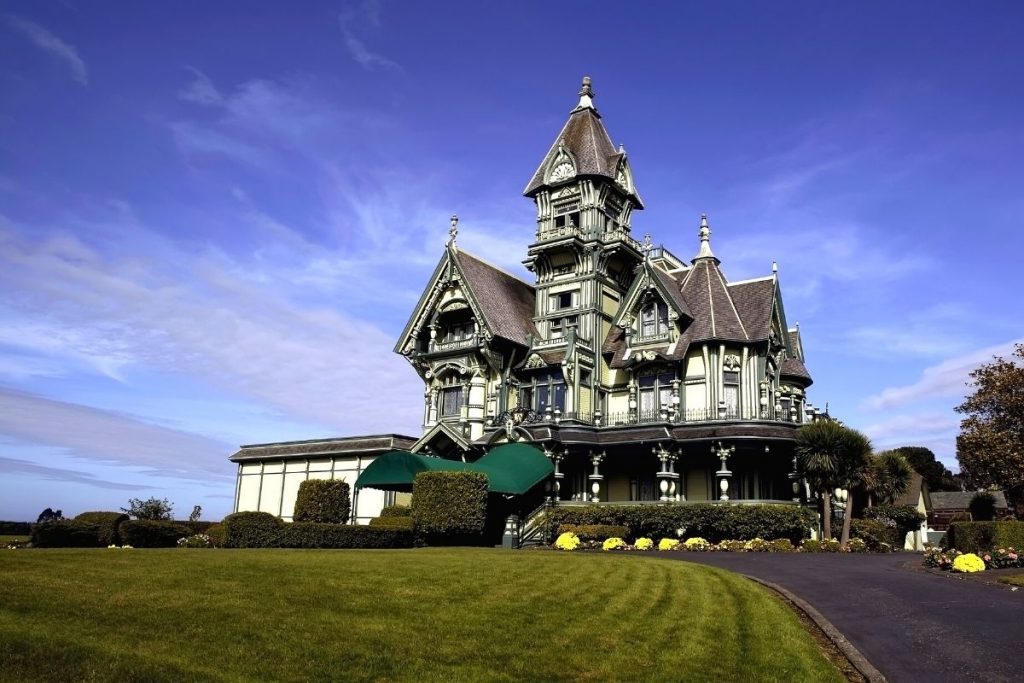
0, 389, 232, 480
337, 2, 401, 72
861, 337, 1024, 411
178, 67, 222, 106
6, 15, 88, 85
0, 454, 149, 491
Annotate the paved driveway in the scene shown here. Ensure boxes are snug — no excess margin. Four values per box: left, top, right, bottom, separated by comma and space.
661, 553, 1021, 683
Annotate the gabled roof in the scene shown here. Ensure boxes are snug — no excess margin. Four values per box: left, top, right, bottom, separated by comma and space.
523, 80, 643, 207
453, 251, 537, 346
649, 266, 694, 320
780, 356, 813, 385
728, 277, 776, 341
930, 491, 1008, 510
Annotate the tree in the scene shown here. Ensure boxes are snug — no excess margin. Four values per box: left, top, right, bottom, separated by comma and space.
968, 491, 997, 521
189, 505, 202, 523
795, 421, 872, 543
121, 497, 174, 521
956, 343, 1024, 514
36, 508, 63, 524
869, 450, 913, 506
893, 446, 959, 492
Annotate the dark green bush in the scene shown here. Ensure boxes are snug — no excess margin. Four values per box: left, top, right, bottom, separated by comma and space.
206, 524, 226, 547
178, 520, 217, 535
119, 520, 191, 548
276, 522, 414, 549
862, 505, 925, 541
968, 492, 997, 521
412, 471, 488, 541
222, 511, 285, 548
293, 479, 351, 524
0, 521, 31, 535
540, 504, 815, 544
948, 521, 1024, 553
31, 520, 101, 547
74, 511, 129, 546
851, 518, 897, 551
379, 504, 412, 518
369, 516, 415, 530
556, 524, 630, 541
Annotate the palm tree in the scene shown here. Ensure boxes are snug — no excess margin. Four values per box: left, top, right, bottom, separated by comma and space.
869, 450, 913, 505
795, 421, 873, 543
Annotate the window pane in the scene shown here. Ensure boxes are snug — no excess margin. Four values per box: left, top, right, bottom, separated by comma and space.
552, 383, 566, 410
724, 385, 738, 414
659, 373, 674, 385
640, 389, 655, 412
442, 388, 462, 416
639, 375, 656, 388
537, 386, 550, 412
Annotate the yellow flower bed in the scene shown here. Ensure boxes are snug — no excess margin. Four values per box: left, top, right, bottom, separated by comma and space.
658, 538, 680, 551
634, 537, 654, 551
602, 537, 626, 551
684, 537, 710, 551
554, 532, 580, 551
952, 553, 986, 573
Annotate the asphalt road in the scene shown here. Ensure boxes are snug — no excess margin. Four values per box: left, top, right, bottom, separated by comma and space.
661, 553, 1022, 683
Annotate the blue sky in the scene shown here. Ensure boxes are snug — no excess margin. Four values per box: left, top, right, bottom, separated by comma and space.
2, 1, 1022, 521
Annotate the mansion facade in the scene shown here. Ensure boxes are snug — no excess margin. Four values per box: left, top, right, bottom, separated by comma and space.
231, 77, 825, 520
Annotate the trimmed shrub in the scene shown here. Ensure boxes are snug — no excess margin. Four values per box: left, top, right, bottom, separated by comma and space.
379, 504, 412, 518
968, 492, 997, 522
556, 524, 630, 542
119, 520, 191, 548
74, 511, 129, 546
412, 471, 488, 541
293, 479, 351, 524
769, 538, 795, 553
948, 521, 1024, 553
369, 516, 415, 531
178, 520, 217, 535
276, 523, 414, 549
851, 518, 897, 551
31, 520, 101, 548
540, 504, 815, 544
222, 511, 285, 548
863, 505, 925, 541
205, 523, 226, 547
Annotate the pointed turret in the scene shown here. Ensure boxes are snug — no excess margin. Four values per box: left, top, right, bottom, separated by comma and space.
692, 214, 719, 264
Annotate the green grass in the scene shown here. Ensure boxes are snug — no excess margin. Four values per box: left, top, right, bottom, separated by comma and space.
998, 572, 1024, 587
0, 536, 28, 544
0, 548, 843, 682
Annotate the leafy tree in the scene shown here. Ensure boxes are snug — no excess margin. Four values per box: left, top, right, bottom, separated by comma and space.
869, 451, 913, 506
967, 491, 997, 521
956, 343, 1024, 514
189, 505, 202, 523
892, 446, 959, 492
36, 508, 63, 524
795, 421, 872, 544
121, 497, 174, 521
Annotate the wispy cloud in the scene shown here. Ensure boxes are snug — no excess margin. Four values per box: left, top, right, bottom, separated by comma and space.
861, 337, 1024, 411
0, 388, 232, 480
6, 15, 88, 85
338, 1, 401, 72
177, 67, 222, 106
0, 454, 149, 491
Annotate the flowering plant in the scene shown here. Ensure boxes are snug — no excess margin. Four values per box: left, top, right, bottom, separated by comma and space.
744, 538, 770, 552
684, 537, 711, 551
602, 537, 626, 551
554, 532, 580, 551
845, 538, 868, 553
634, 537, 653, 551
658, 538, 680, 551
952, 553, 986, 573
717, 539, 745, 552
177, 534, 212, 548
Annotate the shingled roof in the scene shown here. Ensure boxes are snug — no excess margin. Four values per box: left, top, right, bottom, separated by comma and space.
230, 434, 417, 462
678, 259, 749, 343
523, 79, 643, 207
780, 356, 813, 385
728, 277, 776, 341
454, 250, 537, 347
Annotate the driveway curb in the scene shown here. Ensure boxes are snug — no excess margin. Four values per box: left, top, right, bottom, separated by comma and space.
744, 575, 887, 683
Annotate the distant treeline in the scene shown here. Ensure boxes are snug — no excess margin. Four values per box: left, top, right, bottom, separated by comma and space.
0, 521, 32, 535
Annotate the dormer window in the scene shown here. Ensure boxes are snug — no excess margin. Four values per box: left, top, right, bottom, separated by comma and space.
442, 321, 474, 343
549, 316, 578, 339
550, 290, 578, 311
640, 301, 669, 338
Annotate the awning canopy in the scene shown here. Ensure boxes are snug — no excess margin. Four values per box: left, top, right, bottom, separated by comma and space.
355, 444, 553, 495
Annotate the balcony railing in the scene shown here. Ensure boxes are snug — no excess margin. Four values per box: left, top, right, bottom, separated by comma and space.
510, 407, 808, 428
427, 338, 478, 353
536, 224, 584, 242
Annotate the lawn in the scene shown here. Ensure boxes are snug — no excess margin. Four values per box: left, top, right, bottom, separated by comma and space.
0, 548, 843, 682
998, 572, 1024, 587
0, 536, 28, 545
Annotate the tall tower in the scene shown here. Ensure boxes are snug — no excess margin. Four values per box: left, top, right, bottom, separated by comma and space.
520, 76, 646, 419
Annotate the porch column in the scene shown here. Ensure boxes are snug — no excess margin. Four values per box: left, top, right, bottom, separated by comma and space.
654, 444, 677, 502
713, 441, 735, 501
670, 451, 681, 501
548, 450, 564, 501
427, 387, 439, 425
589, 450, 605, 503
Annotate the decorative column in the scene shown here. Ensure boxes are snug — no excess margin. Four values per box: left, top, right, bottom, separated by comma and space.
759, 381, 769, 419
427, 387, 439, 425
460, 379, 471, 436
546, 448, 564, 502
712, 441, 735, 501
670, 450, 682, 501
627, 380, 638, 424
589, 450, 605, 502
671, 378, 681, 422
788, 454, 801, 502
654, 444, 677, 502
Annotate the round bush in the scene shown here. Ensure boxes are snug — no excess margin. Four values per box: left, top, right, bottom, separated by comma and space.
119, 520, 191, 548
222, 511, 284, 548
74, 512, 129, 546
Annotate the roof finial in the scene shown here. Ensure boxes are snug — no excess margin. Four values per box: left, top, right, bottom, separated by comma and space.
576, 75, 595, 110
693, 213, 717, 262
447, 214, 459, 250
642, 233, 653, 261
772, 260, 778, 274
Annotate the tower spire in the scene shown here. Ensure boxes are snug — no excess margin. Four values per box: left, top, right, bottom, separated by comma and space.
575, 75, 595, 111
693, 213, 718, 263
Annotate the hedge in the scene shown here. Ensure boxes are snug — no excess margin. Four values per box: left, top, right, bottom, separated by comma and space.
369, 516, 415, 531
0, 521, 31, 535
293, 479, 351, 524
862, 505, 925, 540
540, 504, 816, 544
850, 519, 896, 551
222, 511, 285, 548
379, 504, 412, 518
119, 520, 192, 548
947, 521, 1024, 553
31, 520, 101, 547
557, 524, 630, 542
74, 511, 130, 546
206, 523, 226, 547
412, 471, 488, 540
276, 523, 414, 549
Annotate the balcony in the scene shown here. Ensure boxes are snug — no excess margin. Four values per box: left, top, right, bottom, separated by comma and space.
536, 224, 583, 243
536, 407, 809, 428
426, 338, 478, 354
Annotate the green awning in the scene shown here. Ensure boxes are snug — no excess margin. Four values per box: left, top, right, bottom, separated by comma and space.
355, 444, 554, 495
473, 443, 555, 495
